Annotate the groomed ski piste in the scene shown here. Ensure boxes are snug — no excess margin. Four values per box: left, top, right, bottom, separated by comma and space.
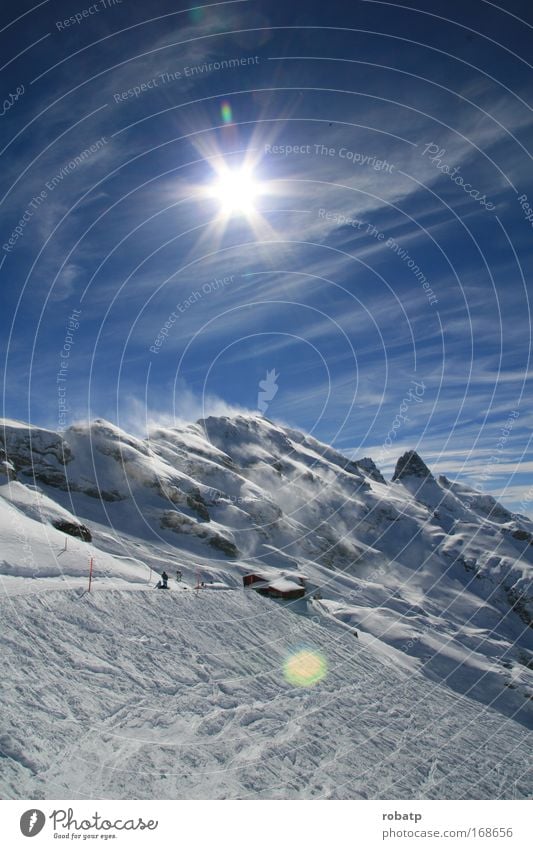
0, 414, 532, 799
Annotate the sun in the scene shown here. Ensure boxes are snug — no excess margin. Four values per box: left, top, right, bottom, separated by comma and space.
208, 167, 260, 216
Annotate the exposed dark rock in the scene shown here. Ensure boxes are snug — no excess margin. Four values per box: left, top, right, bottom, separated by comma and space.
30, 469, 69, 488
52, 520, 92, 542
155, 482, 183, 504
0, 455, 16, 481
504, 586, 533, 629
511, 529, 532, 542
517, 651, 533, 671
186, 489, 210, 522
160, 512, 194, 531
469, 495, 513, 523
0, 428, 73, 490
392, 450, 433, 482
69, 483, 126, 501
354, 457, 387, 484
208, 535, 238, 557
160, 512, 235, 555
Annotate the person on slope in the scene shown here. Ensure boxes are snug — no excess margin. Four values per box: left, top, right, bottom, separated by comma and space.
155, 571, 169, 589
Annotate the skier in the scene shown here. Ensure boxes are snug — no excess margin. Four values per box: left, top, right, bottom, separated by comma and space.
161, 571, 169, 589
176, 569, 182, 582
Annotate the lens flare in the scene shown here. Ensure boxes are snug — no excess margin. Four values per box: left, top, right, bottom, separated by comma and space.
221, 100, 233, 124
283, 649, 327, 687
189, 8, 203, 23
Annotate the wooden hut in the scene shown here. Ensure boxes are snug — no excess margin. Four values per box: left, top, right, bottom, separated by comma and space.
242, 572, 306, 600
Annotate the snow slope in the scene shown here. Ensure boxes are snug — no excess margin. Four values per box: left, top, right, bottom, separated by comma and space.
0, 413, 532, 798
1, 588, 531, 800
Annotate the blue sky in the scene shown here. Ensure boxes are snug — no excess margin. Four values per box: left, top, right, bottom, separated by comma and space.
1, 0, 533, 513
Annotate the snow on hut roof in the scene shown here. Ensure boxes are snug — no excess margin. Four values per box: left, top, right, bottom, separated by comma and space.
268, 578, 304, 593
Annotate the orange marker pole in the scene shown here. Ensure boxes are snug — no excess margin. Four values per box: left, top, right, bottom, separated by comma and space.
88, 557, 94, 593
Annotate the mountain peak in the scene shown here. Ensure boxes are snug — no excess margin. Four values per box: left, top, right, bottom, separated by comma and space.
353, 457, 387, 484
392, 450, 433, 481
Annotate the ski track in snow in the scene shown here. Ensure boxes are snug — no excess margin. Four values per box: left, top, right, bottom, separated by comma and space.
1, 415, 532, 798
0, 589, 531, 800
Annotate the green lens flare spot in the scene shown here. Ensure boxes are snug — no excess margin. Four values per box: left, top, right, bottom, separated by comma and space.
283, 650, 327, 687
221, 101, 233, 124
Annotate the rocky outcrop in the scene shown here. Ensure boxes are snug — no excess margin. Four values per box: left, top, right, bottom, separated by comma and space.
0, 424, 72, 484
354, 457, 387, 484
0, 454, 16, 481
392, 450, 433, 481
51, 520, 92, 542
160, 511, 237, 557
208, 535, 238, 557
186, 489, 211, 522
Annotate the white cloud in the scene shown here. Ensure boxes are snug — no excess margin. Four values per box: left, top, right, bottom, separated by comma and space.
117, 379, 252, 438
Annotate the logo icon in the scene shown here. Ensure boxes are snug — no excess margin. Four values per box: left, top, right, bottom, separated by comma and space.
257, 368, 279, 414
20, 810, 46, 837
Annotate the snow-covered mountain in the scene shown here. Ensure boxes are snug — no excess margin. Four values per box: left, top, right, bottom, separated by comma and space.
1, 414, 532, 799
